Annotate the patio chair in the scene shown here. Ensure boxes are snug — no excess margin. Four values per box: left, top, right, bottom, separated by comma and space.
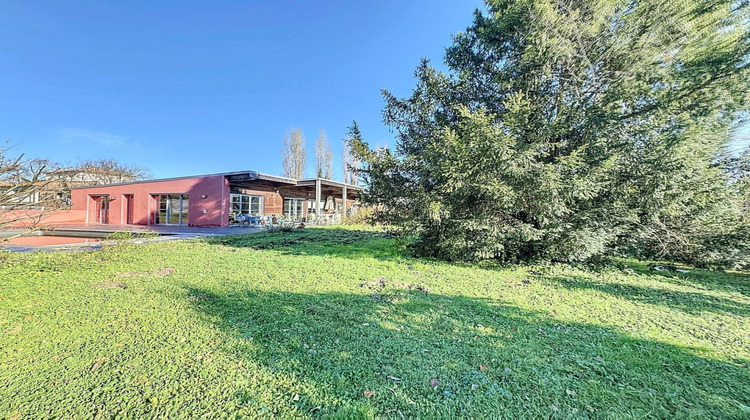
235, 214, 252, 227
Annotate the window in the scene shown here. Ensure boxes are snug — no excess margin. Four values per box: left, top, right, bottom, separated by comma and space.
154, 194, 189, 225
250, 196, 261, 214
307, 199, 325, 215
283, 198, 305, 220
230, 194, 263, 221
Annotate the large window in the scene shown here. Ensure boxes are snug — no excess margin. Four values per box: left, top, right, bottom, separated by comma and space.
307, 199, 325, 216
154, 194, 189, 225
284, 198, 305, 220
230, 194, 263, 217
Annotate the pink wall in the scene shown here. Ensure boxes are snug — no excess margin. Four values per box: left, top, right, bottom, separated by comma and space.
0, 209, 86, 228
70, 175, 230, 227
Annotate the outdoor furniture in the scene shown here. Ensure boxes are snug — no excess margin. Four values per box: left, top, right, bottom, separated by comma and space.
238, 214, 249, 227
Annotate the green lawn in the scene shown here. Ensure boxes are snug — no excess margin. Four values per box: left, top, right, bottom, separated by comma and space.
1, 228, 749, 418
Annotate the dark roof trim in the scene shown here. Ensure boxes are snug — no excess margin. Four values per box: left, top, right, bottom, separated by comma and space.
297, 178, 364, 190
70, 170, 250, 190
227, 171, 298, 185
71, 170, 363, 191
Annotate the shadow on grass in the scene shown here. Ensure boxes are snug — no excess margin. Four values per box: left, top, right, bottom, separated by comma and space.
622, 260, 750, 299
546, 275, 750, 317
209, 228, 750, 318
184, 284, 750, 418
206, 227, 401, 260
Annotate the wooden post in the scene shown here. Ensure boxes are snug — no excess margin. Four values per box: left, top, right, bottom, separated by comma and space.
342, 185, 348, 219
315, 179, 321, 223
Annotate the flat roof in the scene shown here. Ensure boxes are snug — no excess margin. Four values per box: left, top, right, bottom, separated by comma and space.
70, 170, 363, 190
297, 178, 364, 190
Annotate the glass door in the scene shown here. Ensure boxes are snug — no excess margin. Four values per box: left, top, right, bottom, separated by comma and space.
155, 194, 189, 225
284, 198, 304, 221
94, 195, 109, 224
124, 194, 134, 224
168, 196, 181, 224
158, 196, 168, 224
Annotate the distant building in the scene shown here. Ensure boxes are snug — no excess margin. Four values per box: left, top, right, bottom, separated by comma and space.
0, 167, 144, 209
0, 181, 44, 208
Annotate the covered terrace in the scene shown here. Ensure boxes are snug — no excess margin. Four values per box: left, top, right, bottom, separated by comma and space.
225, 171, 362, 224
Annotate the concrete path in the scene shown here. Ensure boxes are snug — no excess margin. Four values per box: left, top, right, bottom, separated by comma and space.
0, 223, 264, 252
48, 223, 265, 236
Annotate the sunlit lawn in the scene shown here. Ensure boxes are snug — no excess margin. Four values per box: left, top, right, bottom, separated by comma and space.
1, 227, 749, 418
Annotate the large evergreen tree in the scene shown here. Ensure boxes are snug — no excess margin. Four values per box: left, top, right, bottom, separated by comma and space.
350, 0, 750, 266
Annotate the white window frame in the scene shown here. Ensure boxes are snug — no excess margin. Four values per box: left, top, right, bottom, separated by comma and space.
230, 193, 264, 216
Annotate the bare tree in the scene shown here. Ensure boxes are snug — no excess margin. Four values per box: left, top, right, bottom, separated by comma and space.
282, 129, 306, 179
343, 149, 359, 185
0, 147, 58, 229
52, 159, 150, 204
1, 149, 150, 230
58, 159, 150, 186
314, 129, 333, 179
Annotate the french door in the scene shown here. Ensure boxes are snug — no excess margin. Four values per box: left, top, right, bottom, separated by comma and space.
93, 195, 109, 224
283, 198, 305, 220
124, 194, 134, 224
155, 194, 189, 225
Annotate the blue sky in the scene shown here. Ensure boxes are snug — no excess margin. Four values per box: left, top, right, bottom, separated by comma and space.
2, 1, 747, 181
1, 0, 484, 180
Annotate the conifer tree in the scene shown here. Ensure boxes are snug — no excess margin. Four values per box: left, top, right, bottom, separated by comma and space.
351, 0, 750, 266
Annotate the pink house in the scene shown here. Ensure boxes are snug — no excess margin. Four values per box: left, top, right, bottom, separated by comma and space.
69, 171, 361, 227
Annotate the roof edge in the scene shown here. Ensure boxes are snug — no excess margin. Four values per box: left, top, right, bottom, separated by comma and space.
70, 171, 364, 190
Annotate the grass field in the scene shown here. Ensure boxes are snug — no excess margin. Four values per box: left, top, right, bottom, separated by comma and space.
1, 227, 749, 418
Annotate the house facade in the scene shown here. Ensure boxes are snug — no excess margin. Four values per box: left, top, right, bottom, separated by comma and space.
69, 170, 361, 227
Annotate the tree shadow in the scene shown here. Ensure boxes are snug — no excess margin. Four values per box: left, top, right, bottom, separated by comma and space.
206, 227, 401, 261
208, 228, 750, 318
621, 260, 750, 299
545, 275, 750, 317
210, 228, 749, 279
183, 284, 750, 418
